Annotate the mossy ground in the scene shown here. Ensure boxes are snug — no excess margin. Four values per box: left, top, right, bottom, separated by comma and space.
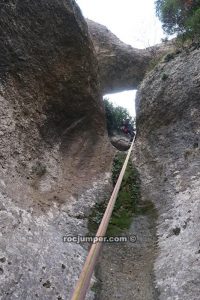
89, 152, 158, 297
88, 152, 142, 236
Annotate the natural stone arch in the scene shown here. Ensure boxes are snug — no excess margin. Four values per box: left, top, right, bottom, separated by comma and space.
87, 19, 174, 94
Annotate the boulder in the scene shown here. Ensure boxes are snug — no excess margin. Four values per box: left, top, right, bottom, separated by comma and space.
110, 135, 131, 151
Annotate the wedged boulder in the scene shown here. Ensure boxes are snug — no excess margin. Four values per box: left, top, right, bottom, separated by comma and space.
110, 135, 131, 151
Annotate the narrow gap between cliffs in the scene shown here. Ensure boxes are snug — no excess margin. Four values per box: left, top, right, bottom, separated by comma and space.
103, 90, 137, 151
87, 151, 159, 299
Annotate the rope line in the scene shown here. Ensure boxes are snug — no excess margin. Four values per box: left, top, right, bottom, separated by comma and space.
70, 137, 136, 300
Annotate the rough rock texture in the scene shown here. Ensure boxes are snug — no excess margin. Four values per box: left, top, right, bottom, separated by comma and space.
2, 0, 200, 299
95, 213, 158, 300
110, 135, 131, 151
87, 19, 174, 94
0, 1, 114, 299
134, 48, 200, 300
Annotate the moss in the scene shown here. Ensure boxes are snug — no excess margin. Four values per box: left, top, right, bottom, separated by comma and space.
88, 152, 141, 236
135, 200, 157, 217
88, 152, 158, 238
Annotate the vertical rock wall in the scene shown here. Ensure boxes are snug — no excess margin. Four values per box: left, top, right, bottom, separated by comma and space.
134, 49, 200, 300
0, 1, 114, 299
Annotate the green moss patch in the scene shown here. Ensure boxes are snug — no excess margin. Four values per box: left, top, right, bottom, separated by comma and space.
88, 152, 141, 236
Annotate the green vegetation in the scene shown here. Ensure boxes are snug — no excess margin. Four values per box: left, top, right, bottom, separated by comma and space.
103, 98, 135, 136
161, 73, 169, 80
88, 152, 141, 236
156, 0, 200, 39
163, 52, 175, 62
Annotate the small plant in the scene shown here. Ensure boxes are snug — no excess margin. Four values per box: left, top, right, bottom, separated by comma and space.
31, 161, 47, 177
161, 73, 169, 81
163, 52, 175, 62
161, 37, 169, 43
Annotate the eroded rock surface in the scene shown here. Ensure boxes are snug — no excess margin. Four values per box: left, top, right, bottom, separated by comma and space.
134, 48, 200, 300
0, 1, 114, 299
87, 19, 174, 94
95, 213, 158, 300
1, 0, 199, 299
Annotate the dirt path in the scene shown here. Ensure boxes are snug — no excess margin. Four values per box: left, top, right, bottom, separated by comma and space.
94, 212, 158, 300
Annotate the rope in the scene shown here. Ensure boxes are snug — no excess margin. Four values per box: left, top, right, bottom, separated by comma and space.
70, 136, 136, 300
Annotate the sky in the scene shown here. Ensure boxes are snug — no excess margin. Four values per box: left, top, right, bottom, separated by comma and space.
75, 0, 165, 116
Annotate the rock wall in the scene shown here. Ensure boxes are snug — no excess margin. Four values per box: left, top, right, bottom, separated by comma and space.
0, 1, 114, 299
134, 48, 200, 300
1, 1, 199, 299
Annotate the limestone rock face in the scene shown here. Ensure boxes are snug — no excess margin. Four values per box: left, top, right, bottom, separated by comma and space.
0, 1, 113, 299
87, 19, 174, 94
2, 1, 199, 299
134, 49, 200, 299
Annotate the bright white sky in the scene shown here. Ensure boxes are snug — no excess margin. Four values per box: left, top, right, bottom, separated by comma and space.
75, 0, 165, 116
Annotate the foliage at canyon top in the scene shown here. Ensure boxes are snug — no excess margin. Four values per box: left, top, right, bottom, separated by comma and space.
104, 99, 135, 136
156, 0, 200, 37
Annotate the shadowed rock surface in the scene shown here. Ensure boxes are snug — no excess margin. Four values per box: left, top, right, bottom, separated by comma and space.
134, 48, 200, 299
87, 19, 174, 94
0, 1, 114, 299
